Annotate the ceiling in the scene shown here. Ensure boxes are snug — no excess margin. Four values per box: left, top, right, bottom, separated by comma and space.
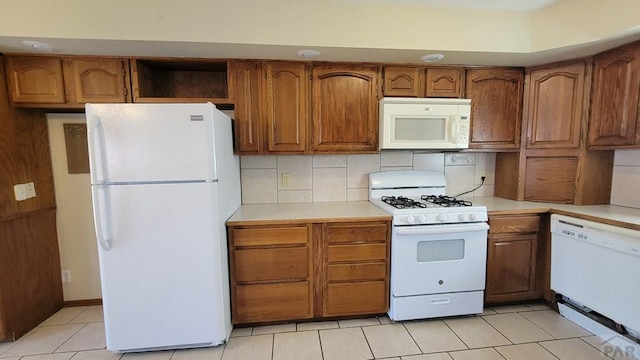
343, 0, 572, 12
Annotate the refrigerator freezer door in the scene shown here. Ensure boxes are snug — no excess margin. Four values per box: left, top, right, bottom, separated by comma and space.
94, 182, 230, 351
86, 103, 218, 184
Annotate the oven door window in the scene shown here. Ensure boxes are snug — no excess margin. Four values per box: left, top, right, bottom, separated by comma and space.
416, 239, 464, 262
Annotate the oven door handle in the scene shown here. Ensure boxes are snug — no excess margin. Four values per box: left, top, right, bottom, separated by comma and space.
396, 223, 489, 235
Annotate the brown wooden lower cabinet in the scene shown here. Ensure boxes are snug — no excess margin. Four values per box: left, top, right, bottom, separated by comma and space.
227, 219, 391, 324
485, 215, 544, 304
486, 234, 538, 303
324, 281, 387, 317
322, 221, 390, 317
234, 282, 312, 323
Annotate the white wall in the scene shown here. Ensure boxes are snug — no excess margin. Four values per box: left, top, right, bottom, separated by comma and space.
47, 114, 102, 301
2, 0, 639, 57
610, 149, 640, 209
240, 151, 495, 204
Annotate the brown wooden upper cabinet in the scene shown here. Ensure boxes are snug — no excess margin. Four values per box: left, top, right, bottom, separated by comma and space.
588, 41, 640, 149
63, 59, 130, 104
5, 56, 65, 104
231, 61, 262, 154
425, 68, 464, 98
5, 56, 130, 108
130, 58, 232, 104
311, 64, 380, 153
262, 62, 309, 154
382, 66, 464, 98
525, 60, 588, 149
465, 68, 524, 150
382, 66, 423, 97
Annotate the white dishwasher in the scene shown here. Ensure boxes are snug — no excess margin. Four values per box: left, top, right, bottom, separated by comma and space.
551, 214, 640, 355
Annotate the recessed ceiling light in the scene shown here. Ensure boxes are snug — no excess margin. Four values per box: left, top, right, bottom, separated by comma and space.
420, 53, 445, 63
297, 49, 321, 59
22, 40, 55, 52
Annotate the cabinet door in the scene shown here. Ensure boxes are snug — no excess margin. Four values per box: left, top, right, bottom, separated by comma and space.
232, 61, 262, 154
524, 156, 578, 203
485, 233, 538, 303
526, 61, 586, 149
589, 43, 640, 147
5, 57, 65, 104
425, 68, 464, 98
262, 62, 308, 153
383, 66, 422, 97
312, 64, 380, 153
65, 59, 129, 104
466, 69, 524, 150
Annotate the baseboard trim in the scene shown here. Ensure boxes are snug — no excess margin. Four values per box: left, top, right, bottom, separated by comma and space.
63, 299, 102, 307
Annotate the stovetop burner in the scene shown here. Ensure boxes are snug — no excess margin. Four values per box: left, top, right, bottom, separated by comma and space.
381, 196, 427, 209
421, 195, 473, 207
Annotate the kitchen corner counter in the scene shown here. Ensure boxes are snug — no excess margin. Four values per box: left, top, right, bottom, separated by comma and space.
473, 196, 640, 231
226, 201, 392, 226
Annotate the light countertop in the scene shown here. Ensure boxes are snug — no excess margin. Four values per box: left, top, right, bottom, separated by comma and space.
473, 197, 640, 230
228, 197, 640, 231
226, 201, 391, 226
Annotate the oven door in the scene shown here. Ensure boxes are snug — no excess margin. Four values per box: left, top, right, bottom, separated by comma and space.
391, 222, 489, 297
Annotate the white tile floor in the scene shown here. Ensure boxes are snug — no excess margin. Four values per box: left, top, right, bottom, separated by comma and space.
0, 303, 637, 359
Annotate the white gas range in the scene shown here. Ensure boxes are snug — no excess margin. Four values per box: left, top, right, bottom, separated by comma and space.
369, 170, 489, 321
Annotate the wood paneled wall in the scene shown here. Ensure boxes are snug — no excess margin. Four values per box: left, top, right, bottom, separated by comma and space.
0, 209, 63, 341
0, 55, 62, 341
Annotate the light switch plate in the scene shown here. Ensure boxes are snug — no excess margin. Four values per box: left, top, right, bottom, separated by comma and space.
14, 184, 27, 201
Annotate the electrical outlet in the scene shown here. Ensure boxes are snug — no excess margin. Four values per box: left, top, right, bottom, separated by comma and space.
25, 182, 36, 198
282, 173, 292, 187
62, 270, 71, 283
479, 170, 487, 182
13, 184, 27, 201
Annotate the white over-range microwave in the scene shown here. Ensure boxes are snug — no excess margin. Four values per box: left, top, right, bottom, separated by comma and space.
379, 97, 471, 150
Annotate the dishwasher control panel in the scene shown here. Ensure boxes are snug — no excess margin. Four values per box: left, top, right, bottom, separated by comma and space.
551, 214, 640, 257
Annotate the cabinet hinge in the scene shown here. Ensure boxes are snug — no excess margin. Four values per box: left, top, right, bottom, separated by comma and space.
122, 68, 126, 77
124, 87, 128, 96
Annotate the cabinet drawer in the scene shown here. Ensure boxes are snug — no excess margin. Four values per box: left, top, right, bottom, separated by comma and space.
489, 216, 540, 234
233, 226, 308, 247
326, 223, 388, 244
327, 263, 386, 282
327, 243, 387, 262
324, 281, 388, 316
234, 282, 312, 323
234, 247, 309, 283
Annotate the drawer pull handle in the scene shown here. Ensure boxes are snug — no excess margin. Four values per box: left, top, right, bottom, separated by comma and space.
430, 298, 451, 305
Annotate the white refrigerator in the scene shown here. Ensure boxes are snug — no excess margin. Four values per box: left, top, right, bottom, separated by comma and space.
85, 103, 240, 353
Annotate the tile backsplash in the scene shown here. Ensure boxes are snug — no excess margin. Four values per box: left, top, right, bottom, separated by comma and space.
240, 151, 495, 204
610, 149, 640, 209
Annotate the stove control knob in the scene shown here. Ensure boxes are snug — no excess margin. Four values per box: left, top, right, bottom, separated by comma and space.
459, 213, 468, 222
405, 215, 415, 224
469, 213, 479, 221
438, 214, 449, 222
415, 215, 427, 224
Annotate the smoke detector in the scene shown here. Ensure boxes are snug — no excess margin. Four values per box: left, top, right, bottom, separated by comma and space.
420, 53, 445, 63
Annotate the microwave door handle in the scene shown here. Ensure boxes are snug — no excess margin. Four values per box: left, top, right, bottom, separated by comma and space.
450, 115, 459, 143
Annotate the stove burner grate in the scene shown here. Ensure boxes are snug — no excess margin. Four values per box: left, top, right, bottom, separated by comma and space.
421, 195, 473, 207
381, 196, 427, 209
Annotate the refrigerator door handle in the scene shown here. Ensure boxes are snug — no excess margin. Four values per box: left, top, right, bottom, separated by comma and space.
88, 115, 106, 184
92, 185, 112, 251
